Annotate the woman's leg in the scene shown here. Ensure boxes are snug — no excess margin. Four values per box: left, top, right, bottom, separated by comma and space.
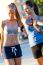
4, 59, 15, 65
31, 44, 43, 65
35, 56, 43, 65
15, 57, 22, 65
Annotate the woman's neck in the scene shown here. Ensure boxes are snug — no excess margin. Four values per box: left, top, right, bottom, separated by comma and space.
9, 15, 16, 21
10, 19, 14, 21
9, 17, 16, 21
9, 18, 17, 24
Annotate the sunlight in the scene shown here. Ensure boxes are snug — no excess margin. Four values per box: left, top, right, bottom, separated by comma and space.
0, 0, 14, 21
0, 0, 14, 33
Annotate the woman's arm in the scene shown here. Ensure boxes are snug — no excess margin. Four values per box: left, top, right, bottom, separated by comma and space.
0, 21, 4, 55
33, 19, 41, 33
1, 21, 4, 51
18, 19, 27, 36
37, 21, 43, 26
1, 28, 4, 49
26, 21, 33, 26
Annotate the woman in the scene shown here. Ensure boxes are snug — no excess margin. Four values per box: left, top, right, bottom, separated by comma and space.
0, 3, 26, 65
24, 1, 43, 65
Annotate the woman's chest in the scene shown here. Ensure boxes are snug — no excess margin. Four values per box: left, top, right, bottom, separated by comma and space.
4, 22, 18, 34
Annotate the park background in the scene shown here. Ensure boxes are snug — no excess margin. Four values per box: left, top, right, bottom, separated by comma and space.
0, 0, 43, 65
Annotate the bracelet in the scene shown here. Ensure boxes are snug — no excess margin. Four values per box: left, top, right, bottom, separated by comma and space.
20, 26, 24, 32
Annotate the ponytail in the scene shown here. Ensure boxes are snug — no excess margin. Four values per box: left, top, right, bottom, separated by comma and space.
33, 3, 39, 15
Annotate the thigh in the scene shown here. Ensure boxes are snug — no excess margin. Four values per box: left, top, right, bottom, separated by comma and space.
15, 57, 22, 65
31, 44, 42, 59
4, 59, 15, 65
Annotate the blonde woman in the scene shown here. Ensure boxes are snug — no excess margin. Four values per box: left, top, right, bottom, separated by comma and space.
0, 3, 26, 65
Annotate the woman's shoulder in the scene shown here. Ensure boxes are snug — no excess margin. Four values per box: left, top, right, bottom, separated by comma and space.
1, 19, 9, 26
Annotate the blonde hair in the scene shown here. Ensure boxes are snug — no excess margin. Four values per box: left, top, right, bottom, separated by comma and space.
8, 3, 22, 26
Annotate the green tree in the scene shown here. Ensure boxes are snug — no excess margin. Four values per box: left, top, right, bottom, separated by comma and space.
33, 0, 43, 16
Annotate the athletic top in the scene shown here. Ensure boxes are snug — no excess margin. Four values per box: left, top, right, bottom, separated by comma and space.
26, 16, 43, 47
2, 20, 18, 45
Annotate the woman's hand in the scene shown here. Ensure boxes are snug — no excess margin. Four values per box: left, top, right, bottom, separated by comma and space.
22, 28, 28, 38
0, 46, 3, 56
37, 21, 43, 26
33, 19, 43, 34
40, 30, 43, 34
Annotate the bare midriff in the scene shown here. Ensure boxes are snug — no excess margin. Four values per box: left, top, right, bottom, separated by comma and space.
3, 34, 19, 47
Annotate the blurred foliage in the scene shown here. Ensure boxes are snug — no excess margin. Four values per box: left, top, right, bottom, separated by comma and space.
32, 0, 43, 16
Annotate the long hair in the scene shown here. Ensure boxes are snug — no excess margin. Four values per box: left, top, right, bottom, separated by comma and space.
33, 3, 39, 15
8, 3, 23, 26
25, 0, 33, 8
25, 1, 39, 15
16, 7, 22, 25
